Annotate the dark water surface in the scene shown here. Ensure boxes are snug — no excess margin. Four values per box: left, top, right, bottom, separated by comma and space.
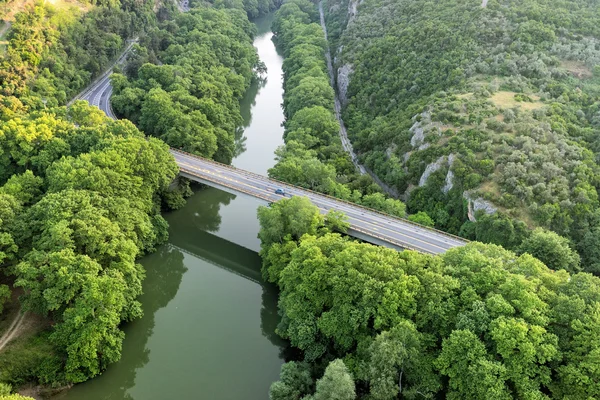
55, 13, 286, 400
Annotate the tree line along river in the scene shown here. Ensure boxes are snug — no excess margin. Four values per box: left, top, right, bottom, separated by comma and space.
53, 13, 287, 400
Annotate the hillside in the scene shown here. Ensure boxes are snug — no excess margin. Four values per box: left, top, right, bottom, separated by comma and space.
324, 0, 600, 272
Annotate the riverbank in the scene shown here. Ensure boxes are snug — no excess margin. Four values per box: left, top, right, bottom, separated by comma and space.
50, 12, 287, 400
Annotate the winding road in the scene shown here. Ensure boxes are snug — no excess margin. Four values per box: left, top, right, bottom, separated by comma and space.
70, 39, 138, 118
318, 2, 365, 175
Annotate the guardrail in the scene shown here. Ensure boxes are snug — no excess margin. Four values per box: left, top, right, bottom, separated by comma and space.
68, 39, 138, 106
171, 148, 468, 244
179, 166, 429, 253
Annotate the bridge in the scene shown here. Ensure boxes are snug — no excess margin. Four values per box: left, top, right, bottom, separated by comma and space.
73, 45, 467, 255
172, 149, 466, 254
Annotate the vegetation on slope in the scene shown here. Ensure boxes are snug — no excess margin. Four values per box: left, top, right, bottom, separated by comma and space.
0, 0, 164, 107
323, 0, 600, 273
191, 0, 280, 19
111, 6, 260, 162
260, 197, 600, 399
0, 102, 185, 385
269, 0, 408, 218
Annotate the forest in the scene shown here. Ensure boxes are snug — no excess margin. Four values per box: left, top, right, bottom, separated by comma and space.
261, 0, 600, 398
0, 0, 164, 107
110, 6, 260, 163
259, 196, 600, 399
1, 0, 600, 397
322, 0, 600, 274
0, 102, 186, 386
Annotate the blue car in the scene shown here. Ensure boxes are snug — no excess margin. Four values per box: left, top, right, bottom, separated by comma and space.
275, 188, 286, 195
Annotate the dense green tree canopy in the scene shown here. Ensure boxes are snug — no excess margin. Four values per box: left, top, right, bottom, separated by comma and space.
323, 0, 600, 273
111, 7, 259, 162
259, 197, 600, 399
270, 0, 408, 218
0, 103, 184, 385
0, 0, 159, 106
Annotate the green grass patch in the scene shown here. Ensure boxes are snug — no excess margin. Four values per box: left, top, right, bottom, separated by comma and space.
0, 330, 65, 387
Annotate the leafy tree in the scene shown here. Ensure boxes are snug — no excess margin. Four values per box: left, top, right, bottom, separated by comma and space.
269, 362, 314, 400
436, 330, 511, 400
0, 106, 181, 385
260, 205, 600, 398
257, 196, 324, 247
518, 228, 581, 273
311, 359, 355, 400
407, 211, 435, 227
0, 395, 35, 400
111, 8, 259, 163
0, 285, 9, 315
0, 384, 11, 396
368, 320, 438, 399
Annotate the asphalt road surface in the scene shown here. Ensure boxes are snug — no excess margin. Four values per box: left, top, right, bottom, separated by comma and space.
81, 73, 116, 119
173, 149, 467, 254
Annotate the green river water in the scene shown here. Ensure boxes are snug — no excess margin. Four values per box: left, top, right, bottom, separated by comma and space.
55, 13, 287, 400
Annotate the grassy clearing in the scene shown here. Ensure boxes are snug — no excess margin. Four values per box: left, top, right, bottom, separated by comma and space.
490, 91, 544, 111
0, 0, 32, 22
560, 60, 593, 79
0, 314, 57, 388
0, 279, 58, 390
479, 180, 501, 198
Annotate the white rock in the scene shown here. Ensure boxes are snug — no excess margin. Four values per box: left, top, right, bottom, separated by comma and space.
463, 190, 497, 221
337, 63, 354, 105
410, 121, 425, 147
419, 156, 445, 187
442, 153, 456, 193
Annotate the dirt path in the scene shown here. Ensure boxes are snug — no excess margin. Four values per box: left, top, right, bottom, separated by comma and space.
0, 309, 26, 352
0, 21, 11, 39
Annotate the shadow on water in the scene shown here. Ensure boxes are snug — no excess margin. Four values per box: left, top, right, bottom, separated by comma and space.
55, 187, 287, 400
165, 184, 236, 234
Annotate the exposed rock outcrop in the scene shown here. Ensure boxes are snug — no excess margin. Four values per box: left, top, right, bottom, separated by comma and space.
419, 156, 446, 187
464, 191, 498, 221
337, 63, 354, 105
442, 153, 456, 193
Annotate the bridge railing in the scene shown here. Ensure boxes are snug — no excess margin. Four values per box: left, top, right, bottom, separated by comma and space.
180, 167, 429, 253
171, 148, 468, 244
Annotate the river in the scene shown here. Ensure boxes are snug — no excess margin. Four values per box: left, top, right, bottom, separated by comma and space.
54, 12, 286, 400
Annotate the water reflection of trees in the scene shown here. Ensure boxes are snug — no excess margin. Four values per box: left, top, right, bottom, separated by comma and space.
167, 185, 236, 233
235, 76, 267, 159
56, 188, 289, 399
261, 283, 293, 360
53, 245, 188, 400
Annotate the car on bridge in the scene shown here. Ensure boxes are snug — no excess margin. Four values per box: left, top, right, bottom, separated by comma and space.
275, 188, 286, 195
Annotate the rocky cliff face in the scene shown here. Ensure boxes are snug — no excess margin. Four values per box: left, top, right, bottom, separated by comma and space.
336, 63, 353, 105
327, 0, 361, 105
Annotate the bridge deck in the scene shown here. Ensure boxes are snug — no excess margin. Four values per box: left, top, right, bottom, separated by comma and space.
171, 149, 467, 255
